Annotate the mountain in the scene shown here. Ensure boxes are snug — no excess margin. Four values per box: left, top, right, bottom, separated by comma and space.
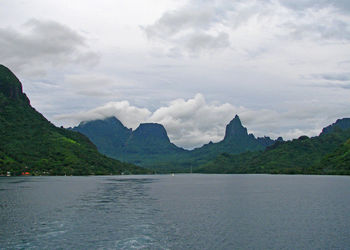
0, 65, 149, 176
73, 118, 186, 166
125, 123, 184, 154
73, 114, 279, 171
71, 117, 132, 157
196, 123, 350, 175
224, 114, 249, 140
191, 115, 276, 157
320, 118, 350, 135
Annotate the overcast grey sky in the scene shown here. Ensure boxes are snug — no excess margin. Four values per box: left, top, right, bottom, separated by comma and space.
1, 0, 350, 149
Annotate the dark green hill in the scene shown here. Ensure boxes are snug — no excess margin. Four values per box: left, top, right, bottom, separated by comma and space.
195, 127, 350, 175
0, 65, 149, 176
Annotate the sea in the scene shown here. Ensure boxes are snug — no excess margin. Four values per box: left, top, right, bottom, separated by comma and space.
0, 174, 349, 249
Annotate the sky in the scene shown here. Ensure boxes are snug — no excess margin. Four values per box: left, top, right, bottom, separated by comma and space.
1, 0, 350, 149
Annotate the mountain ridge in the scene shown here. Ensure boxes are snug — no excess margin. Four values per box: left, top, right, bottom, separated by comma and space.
72, 117, 186, 165
72, 114, 280, 170
320, 118, 350, 135
195, 126, 350, 175
0, 65, 30, 103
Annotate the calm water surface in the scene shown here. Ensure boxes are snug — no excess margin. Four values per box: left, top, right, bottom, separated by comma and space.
0, 174, 349, 249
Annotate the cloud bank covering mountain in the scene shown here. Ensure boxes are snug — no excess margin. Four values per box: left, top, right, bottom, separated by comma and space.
1, 0, 350, 148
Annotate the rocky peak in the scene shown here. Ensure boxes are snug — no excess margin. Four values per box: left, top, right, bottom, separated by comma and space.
320, 118, 350, 135
79, 117, 129, 129
73, 116, 132, 144
256, 136, 275, 147
276, 136, 284, 142
133, 123, 170, 143
223, 115, 248, 141
0, 65, 29, 103
101, 117, 130, 131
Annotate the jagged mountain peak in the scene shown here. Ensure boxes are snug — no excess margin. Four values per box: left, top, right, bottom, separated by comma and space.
78, 116, 131, 131
320, 118, 350, 135
80, 116, 117, 124
223, 115, 248, 140
102, 116, 122, 123
276, 136, 284, 142
136, 122, 166, 130
133, 123, 170, 143
0, 64, 29, 103
105, 116, 125, 128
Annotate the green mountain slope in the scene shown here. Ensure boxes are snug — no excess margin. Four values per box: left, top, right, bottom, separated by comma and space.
196, 128, 350, 175
0, 65, 149, 176
318, 138, 350, 174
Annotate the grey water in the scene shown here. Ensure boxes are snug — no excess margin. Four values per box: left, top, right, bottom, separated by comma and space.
0, 175, 350, 249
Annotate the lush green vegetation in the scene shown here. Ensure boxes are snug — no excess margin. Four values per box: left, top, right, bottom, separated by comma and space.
0, 65, 150, 176
195, 128, 350, 175
318, 138, 350, 174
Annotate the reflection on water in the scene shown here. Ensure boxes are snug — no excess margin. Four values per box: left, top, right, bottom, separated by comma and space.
1, 175, 350, 249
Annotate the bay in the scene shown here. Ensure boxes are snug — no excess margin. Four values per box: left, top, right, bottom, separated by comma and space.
0, 174, 349, 249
